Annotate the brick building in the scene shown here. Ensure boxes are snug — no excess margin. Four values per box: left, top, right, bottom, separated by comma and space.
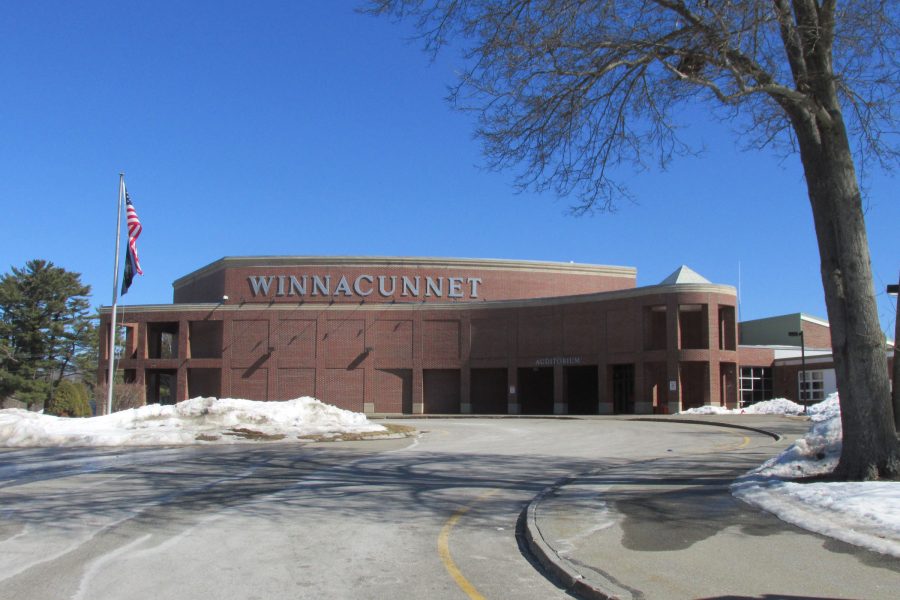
99, 257, 745, 415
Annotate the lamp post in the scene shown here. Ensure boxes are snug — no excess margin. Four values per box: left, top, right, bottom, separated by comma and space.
788, 329, 807, 414
889, 277, 899, 432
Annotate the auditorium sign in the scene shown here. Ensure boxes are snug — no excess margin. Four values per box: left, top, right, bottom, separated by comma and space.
247, 274, 483, 300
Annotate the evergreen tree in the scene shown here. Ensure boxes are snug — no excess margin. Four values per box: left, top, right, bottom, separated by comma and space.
0, 260, 94, 410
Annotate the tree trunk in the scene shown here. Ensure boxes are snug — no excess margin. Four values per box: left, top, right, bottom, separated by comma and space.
792, 106, 899, 480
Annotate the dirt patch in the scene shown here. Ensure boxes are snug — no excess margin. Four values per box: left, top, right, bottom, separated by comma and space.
223, 428, 287, 441
298, 423, 417, 443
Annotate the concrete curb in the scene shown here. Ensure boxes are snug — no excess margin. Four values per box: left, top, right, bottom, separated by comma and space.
523, 419, 786, 600
524, 478, 622, 600
628, 416, 784, 440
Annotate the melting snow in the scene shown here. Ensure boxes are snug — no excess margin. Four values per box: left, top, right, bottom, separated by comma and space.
0, 397, 385, 447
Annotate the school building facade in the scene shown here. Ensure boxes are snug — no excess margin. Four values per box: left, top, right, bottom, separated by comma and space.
98, 256, 861, 415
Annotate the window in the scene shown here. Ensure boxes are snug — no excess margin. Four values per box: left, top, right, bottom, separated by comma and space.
147, 322, 179, 359
739, 367, 772, 407
799, 370, 825, 403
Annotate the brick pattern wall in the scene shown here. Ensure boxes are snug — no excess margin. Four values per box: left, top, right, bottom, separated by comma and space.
737, 347, 776, 367
606, 308, 636, 353
518, 310, 562, 357
103, 285, 742, 415
324, 368, 364, 412
275, 368, 316, 400
324, 319, 365, 360
277, 319, 317, 358
422, 320, 460, 360
232, 366, 267, 400
802, 321, 832, 349
372, 320, 413, 360
233, 320, 269, 356
563, 312, 600, 355
372, 368, 412, 413
470, 318, 508, 358
175, 261, 635, 304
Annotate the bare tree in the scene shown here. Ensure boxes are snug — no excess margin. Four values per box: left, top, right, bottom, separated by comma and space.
369, 0, 899, 479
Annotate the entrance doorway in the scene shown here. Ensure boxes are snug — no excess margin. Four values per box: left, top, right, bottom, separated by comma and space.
146, 369, 177, 405
611, 364, 635, 414
565, 365, 598, 415
517, 367, 554, 414
470, 368, 508, 414
423, 369, 460, 414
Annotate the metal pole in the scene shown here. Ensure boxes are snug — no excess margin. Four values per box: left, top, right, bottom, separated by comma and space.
105, 174, 125, 415
800, 330, 807, 414
889, 276, 899, 433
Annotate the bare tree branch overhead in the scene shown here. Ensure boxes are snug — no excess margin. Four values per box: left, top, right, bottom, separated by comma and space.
369, 0, 900, 480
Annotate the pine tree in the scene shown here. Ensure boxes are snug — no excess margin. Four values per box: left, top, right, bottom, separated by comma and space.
0, 259, 94, 410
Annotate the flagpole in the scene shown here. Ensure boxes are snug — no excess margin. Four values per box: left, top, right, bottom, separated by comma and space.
106, 173, 125, 415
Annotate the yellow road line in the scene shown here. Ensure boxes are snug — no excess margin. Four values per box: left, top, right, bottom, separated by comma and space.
438, 489, 498, 600
711, 434, 752, 453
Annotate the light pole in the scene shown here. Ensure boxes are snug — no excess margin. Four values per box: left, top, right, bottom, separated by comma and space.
788, 329, 807, 414
889, 277, 899, 432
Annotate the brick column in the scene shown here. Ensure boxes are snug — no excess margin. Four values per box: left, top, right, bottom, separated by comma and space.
363, 313, 375, 414
460, 314, 472, 413
553, 364, 566, 414
666, 297, 681, 414
507, 366, 520, 414
460, 366, 472, 413
412, 314, 424, 414
597, 363, 612, 414
706, 359, 720, 407
177, 319, 190, 402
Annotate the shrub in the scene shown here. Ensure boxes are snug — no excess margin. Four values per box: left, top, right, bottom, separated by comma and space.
46, 380, 92, 417
93, 383, 146, 413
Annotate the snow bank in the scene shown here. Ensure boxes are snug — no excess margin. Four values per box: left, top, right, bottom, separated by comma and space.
679, 397, 806, 416
732, 393, 900, 557
0, 397, 386, 447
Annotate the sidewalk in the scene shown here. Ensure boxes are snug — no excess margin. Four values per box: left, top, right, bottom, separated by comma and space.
524, 416, 900, 600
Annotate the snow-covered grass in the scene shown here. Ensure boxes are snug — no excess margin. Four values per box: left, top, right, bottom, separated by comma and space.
727, 394, 900, 557
0, 397, 387, 447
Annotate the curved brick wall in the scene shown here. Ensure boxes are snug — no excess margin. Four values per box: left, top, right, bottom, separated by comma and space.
173, 257, 637, 304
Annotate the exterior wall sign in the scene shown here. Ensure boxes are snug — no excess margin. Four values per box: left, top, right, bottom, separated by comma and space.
535, 356, 583, 367
247, 274, 483, 300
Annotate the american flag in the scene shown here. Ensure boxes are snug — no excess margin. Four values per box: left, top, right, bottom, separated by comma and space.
121, 187, 143, 295
125, 190, 143, 275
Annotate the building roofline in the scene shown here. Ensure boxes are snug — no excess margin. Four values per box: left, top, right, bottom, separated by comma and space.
800, 313, 830, 327
738, 312, 829, 327
172, 256, 638, 290
102, 281, 736, 315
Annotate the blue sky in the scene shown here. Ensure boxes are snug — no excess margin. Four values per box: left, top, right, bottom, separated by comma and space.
1, 1, 897, 336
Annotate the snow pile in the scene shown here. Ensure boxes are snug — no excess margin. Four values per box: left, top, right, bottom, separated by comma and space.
744, 394, 843, 479
679, 397, 806, 416
732, 393, 900, 557
0, 397, 386, 447
805, 392, 841, 422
